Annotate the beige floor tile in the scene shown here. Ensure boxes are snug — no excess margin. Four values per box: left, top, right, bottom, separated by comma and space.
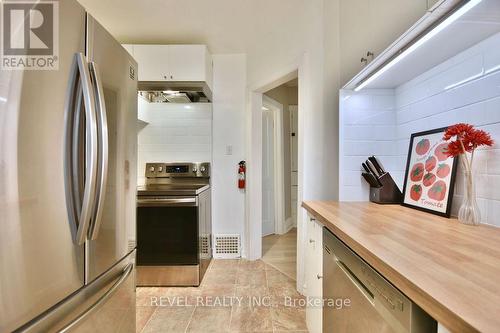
210, 259, 241, 271
236, 270, 267, 286
185, 306, 232, 332
196, 284, 236, 298
141, 306, 194, 333
136, 307, 156, 333
136, 287, 169, 307
234, 285, 271, 306
271, 305, 307, 331
266, 267, 296, 287
136, 253, 307, 332
230, 305, 273, 332
262, 228, 297, 280
202, 268, 238, 286
164, 287, 204, 306
239, 259, 266, 271
269, 284, 305, 307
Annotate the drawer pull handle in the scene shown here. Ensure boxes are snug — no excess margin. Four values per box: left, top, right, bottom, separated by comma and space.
317, 274, 323, 279
309, 239, 315, 243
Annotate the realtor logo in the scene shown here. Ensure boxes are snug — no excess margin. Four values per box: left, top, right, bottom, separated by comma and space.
1, 0, 59, 70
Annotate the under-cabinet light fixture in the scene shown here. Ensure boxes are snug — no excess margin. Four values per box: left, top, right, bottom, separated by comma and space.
354, 0, 483, 92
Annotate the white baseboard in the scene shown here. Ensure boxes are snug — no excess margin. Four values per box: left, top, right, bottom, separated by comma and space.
283, 217, 294, 233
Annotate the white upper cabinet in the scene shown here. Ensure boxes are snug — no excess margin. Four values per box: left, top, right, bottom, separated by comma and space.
339, 0, 429, 85
122, 44, 213, 89
130, 45, 170, 81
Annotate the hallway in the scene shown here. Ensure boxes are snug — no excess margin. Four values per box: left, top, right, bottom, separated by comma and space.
262, 228, 297, 280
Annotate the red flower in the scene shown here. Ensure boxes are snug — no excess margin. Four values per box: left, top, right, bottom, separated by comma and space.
442, 123, 494, 157
445, 141, 465, 157
443, 123, 474, 141
465, 129, 494, 148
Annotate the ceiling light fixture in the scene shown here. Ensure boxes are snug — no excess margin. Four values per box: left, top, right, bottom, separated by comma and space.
354, 0, 483, 92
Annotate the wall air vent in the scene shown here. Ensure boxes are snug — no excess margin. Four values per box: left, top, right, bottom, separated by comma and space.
213, 234, 241, 259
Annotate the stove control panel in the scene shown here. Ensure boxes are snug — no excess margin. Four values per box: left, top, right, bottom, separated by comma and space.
145, 162, 210, 178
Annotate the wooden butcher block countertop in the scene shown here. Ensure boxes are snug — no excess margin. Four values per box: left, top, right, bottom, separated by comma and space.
302, 201, 500, 333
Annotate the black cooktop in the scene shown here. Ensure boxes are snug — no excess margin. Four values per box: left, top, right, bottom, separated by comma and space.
137, 184, 210, 196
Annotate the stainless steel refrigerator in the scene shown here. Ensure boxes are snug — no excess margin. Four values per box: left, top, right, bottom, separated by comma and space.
0, 0, 138, 331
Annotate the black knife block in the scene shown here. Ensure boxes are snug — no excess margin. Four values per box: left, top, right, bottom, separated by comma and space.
369, 173, 402, 204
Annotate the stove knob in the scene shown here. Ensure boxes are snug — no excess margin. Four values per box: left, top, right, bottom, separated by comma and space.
200, 166, 206, 172
158, 166, 163, 172
192, 167, 198, 173
149, 166, 155, 172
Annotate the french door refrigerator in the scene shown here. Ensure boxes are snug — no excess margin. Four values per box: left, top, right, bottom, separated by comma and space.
0, 0, 138, 332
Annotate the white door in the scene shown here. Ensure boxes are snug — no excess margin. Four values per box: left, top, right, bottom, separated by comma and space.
290, 105, 298, 226
262, 109, 275, 236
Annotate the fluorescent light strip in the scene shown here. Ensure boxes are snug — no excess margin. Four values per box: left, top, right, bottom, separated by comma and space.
354, 0, 483, 92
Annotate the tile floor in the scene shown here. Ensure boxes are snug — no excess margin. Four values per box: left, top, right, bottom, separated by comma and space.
262, 228, 297, 280
136, 259, 308, 333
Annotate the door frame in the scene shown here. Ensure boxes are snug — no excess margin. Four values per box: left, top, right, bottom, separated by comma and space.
245, 53, 309, 295
262, 95, 286, 236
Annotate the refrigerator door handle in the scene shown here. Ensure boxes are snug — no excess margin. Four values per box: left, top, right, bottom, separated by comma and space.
64, 53, 99, 245
58, 263, 134, 333
88, 61, 109, 240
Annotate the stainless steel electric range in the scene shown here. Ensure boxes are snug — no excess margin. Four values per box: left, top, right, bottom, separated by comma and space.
136, 162, 212, 286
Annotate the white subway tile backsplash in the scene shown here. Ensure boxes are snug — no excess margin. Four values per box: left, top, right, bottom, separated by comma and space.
486, 200, 500, 227
137, 102, 212, 185
486, 150, 500, 175
344, 140, 397, 156
341, 32, 500, 226
343, 125, 396, 141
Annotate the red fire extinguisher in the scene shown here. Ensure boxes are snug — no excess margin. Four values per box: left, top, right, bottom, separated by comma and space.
238, 161, 246, 189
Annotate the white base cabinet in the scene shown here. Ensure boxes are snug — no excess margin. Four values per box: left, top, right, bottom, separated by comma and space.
304, 214, 323, 333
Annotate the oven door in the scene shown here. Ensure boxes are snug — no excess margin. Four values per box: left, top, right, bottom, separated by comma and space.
137, 196, 199, 266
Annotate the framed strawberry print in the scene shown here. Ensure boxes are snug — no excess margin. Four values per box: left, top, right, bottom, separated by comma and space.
402, 127, 458, 217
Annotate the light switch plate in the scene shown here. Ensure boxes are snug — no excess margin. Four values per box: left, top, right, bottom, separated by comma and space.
226, 145, 233, 155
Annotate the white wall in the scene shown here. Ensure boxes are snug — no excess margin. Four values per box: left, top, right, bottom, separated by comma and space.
339, 31, 500, 227
211, 54, 247, 254
137, 100, 212, 185
339, 90, 397, 201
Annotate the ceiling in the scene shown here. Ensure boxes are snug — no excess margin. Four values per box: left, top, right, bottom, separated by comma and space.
79, 0, 320, 54
285, 78, 298, 87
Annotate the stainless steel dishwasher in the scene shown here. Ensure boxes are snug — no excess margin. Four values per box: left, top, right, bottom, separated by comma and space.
323, 228, 437, 333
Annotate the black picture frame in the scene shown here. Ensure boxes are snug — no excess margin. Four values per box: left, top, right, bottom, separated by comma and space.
401, 127, 458, 218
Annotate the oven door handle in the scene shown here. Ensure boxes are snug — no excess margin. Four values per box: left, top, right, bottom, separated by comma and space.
137, 197, 198, 207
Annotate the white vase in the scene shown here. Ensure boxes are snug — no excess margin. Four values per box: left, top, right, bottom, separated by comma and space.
458, 155, 481, 225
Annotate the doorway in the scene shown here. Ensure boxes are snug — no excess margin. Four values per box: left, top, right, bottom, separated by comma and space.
261, 77, 299, 279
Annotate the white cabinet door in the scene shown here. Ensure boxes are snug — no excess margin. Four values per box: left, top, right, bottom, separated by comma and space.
204, 49, 213, 90
305, 217, 323, 333
132, 45, 170, 81
168, 45, 207, 82
120, 44, 213, 87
